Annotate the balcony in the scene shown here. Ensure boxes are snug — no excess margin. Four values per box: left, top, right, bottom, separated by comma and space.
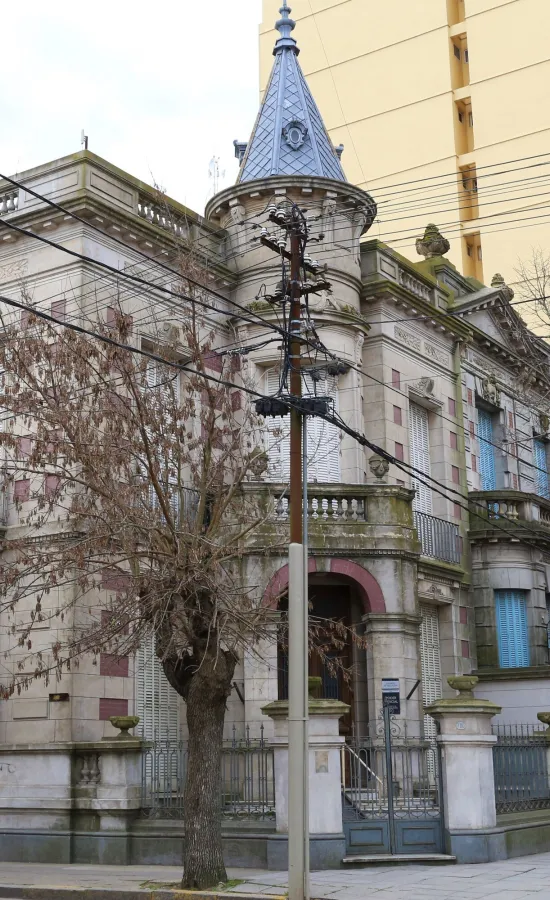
243, 482, 417, 556
413, 510, 461, 565
469, 491, 550, 536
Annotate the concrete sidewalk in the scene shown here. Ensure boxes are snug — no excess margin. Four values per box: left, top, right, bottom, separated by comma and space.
1, 855, 550, 899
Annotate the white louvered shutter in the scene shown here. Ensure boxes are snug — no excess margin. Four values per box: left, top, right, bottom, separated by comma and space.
135, 631, 179, 741
420, 604, 442, 741
146, 359, 179, 404
303, 373, 340, 483
263, 369, 340, 483
264, 368, 290, 482
409, 403, 432, 513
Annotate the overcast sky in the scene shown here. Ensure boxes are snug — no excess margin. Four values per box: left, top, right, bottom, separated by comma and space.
2, 1, 263, 214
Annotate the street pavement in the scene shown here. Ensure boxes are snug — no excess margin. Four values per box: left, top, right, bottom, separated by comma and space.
1, 854, 550, 899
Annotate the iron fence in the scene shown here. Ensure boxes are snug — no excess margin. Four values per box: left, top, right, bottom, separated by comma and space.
493, 723, 550, 813
414, 510, 461, 564
141, 725, 275, 820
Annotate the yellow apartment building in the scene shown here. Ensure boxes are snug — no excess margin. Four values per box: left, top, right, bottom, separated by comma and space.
260, 0, 550, 290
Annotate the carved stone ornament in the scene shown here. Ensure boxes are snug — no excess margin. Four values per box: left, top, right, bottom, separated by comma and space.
282, 119, 308, 150
410, 377, 435, 396
540, 413, 550, 436
415, 223, 450, 259
368, 454, 390, 482
491, 272, 515, 303
481, 373, 500, 406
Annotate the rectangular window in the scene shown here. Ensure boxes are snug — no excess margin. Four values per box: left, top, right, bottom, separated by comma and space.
14, 479, 30, 502
448, 398, 456, 416
264, 369, 340, 483
420, 605, 442, 740
99, 698, 128, 720
394, 442, 404, 461
392, 369, 401, 389
393, 405, 402, 426
460, 606, 468, 625
452, 465, 460, 484
409, 403, 432, 513
467, 389, 473, 406
478, 408, 496, 490
465, 48, 469, 63
453, 502, 462, 519
450, 431, 458, 450
135, 631, 179, 740
534, 439, 550, 500
51, 299, 66, 322
471, 454, 477, 472
461, 640, 470, 658
454, 44, 461, 59
45, 474, 60, 498
495, 590, 530, 668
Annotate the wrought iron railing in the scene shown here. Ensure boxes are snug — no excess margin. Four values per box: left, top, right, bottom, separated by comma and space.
141, 726, 275, 820
341, 718, 441, 824
413, 510, 461, 564
493, 723, 550, 813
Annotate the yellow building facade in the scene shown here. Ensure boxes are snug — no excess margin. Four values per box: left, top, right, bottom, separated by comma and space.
260, 0, 550, 289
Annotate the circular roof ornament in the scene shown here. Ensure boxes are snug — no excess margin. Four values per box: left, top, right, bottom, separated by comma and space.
283, 120, 308, 151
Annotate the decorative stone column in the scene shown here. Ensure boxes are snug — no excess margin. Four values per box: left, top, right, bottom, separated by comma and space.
425, 675, 502, 863
262, 685, 349, 870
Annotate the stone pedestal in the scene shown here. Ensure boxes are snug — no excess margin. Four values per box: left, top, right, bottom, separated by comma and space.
0, 743, 73, 862
0, 738, 143, 864
426, 675, 502, 863
262, 697, 349, 869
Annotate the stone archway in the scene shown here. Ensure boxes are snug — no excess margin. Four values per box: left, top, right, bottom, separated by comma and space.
262, 557, 385, 615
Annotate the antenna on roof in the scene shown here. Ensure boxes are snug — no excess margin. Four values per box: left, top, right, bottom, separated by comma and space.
80, 130, 89, 151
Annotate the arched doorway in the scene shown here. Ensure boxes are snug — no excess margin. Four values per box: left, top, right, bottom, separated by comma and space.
275, 573, 369, 737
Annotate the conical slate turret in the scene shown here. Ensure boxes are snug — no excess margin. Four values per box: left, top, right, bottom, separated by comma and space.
236, 2, 346, 183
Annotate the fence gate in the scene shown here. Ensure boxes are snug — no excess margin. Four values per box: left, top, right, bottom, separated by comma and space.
342, 709, 444, 856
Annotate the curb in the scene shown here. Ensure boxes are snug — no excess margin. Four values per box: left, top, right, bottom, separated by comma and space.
0, 888, 285, 900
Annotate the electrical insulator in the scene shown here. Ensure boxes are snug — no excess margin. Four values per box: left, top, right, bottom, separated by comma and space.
311, 260, 320, 271
260, 227, 268, 238
303, 254, 312, 265
267, 203, 277, 216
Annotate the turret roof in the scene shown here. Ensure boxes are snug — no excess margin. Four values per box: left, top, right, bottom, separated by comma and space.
236, 2, 346, 184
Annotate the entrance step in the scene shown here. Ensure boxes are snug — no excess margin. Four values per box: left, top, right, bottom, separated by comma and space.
342, 853, 456, 866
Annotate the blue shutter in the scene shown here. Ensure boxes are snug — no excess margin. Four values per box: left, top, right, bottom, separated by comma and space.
495, 590, 530, 668
478, 409, 496, 490
534, 440, 550, 499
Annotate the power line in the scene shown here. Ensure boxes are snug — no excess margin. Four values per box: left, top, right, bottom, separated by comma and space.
0, 215, 289, 338
1, 291, 548, 556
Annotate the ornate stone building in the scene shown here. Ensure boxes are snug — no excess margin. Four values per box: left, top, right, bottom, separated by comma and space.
1, 0, 550, 866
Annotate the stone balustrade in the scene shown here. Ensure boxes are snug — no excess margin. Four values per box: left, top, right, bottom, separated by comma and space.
249, 483, 379, 523
137, 194, 189, 240
272, 485, 368, 522
469, 490, 550, 529
0, 189, 18, 216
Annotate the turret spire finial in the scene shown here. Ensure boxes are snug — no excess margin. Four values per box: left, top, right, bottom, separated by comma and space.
274, 1, 299, 55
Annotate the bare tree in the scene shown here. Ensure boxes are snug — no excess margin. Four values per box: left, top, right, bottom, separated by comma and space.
0, 279, 362, 886
0, 285, 284, 887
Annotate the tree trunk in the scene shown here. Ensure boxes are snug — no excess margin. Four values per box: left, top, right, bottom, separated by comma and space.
181, 649, 235, 889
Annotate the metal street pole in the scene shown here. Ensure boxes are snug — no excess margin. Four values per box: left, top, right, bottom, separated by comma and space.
287, 214, 309, 900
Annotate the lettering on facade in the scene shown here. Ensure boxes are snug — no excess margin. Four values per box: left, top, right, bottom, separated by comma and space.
0, 259, 28, 282
394, 326, 421, 351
